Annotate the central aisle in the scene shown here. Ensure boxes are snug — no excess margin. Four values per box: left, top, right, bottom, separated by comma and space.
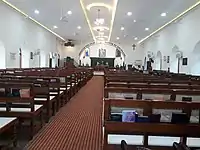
26, 76, 104, 150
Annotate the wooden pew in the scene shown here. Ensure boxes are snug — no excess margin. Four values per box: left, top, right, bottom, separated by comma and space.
104, 87, 200, 102
1, 74, 71, 105
0, 67, 93, 107
105, 77, 200, 86
1, 68, 89, 98
0, 78, 58, 121
0, 117, 17, 149
104, 99, 200, 150
0, 82, 44, 139
107, 82, 200, 90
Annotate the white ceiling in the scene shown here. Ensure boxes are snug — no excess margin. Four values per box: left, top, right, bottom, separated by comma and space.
3, 0, 200, 45
112, 0, 199, 44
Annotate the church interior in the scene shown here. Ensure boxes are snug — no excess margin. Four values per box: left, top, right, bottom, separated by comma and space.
0, 0, 200, 150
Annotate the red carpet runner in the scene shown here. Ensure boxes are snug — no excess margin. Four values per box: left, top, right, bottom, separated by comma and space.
26, 76, 104, 150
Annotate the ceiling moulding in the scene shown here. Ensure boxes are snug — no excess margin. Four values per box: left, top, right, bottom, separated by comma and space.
86, 3, 112, 11
96, 36, 109, 39
108, 0, 118, 42
138, 0, 200, 44
93, 26, 110, 31
1, 0, 65, 41
80, 0, 96, 42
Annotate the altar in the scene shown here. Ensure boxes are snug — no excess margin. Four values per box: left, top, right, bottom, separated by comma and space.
90, 57, 114, 67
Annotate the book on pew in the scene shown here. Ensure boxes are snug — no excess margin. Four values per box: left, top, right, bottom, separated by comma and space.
182, 97, 192, 102
111, 113, 122, 122
137, 116, 149, 123
122, 110, 138, 122
149, 114, 161, 123
171, 113, 189, 124
0, 88, 6, 96
19, 89, 30, 98
123, 93, 134, 99
11, 88, 20, 97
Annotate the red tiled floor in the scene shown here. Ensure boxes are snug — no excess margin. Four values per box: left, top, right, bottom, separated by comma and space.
26, 76, 104, 150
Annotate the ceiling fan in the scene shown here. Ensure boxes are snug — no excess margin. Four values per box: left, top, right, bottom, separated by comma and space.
60, 6, 68, 23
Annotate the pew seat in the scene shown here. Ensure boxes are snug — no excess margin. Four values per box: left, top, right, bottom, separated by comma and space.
0, 117, 17, 149
0, 117, 17, 130
34, 96, 55, 101
0, 105, 42, 112
50, 91, 64, 95
60, 87, 66, 91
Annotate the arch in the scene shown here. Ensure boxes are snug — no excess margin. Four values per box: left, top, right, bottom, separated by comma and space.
191, 41, 200, 75
0, 41, 6, 69
79, 42, 126, 57
21, 48, 30, 68
193, 41, 200, 54
172, 45, 179, 53
155, 51, 162, 70
79, 42, 126, 67
170, 45, 180, 73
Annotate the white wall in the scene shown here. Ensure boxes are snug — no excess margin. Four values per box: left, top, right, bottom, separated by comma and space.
60, 41, 144, 67
120, 44, 145, 66
0, 41, 6, 69
141, 5, 200, 74
0, 2, 62, 68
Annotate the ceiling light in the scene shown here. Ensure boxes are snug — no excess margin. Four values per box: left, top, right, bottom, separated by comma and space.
86, 3, 112, 11
93, 26, 109, 32
121, 27, 125, 31
34, 9, 39, 14
77, 26, 81, 29
145, 28, 149, 31
127, 12, 132, 16
96, 36, 108, 39
94, 18, 105, 25
161, 12, 167, 17
67, 11, 72, 15
124, 35, 127, 38
133, 20, 137, 23
53, 26, 58, 29
134, 37, 138, 40
116, 37, 120, 40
